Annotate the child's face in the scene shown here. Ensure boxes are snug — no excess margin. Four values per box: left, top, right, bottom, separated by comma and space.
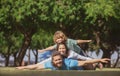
55, 37, 64, 43
58, 44, 66, 56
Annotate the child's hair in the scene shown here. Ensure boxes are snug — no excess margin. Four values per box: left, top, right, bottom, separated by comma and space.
53, 31, 67, 43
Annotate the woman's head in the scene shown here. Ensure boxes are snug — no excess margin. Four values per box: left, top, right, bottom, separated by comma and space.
53, 31, 67, 44
56, 43, 69, 57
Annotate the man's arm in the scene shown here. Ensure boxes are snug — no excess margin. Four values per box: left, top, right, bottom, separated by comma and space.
78, 58, 110, 66
16, 63, 45, 70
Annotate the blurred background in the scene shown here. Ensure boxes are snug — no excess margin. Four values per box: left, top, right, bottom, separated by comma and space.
0, 0, 120, 68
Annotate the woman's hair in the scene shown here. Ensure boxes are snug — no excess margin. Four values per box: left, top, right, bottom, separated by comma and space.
56, 43, 69, 56
53, 31, 67, 43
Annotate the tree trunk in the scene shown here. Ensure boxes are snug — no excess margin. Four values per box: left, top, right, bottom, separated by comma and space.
93, 31, 100, 47
102, 48, 111, 67
32, 49, 38, 64
113, 51, 120, 68
13, 51, 18, 66
5, 46, 11, 66
27, 49, 30, 65
16, 33, 32, 66
5, 55, 10, 66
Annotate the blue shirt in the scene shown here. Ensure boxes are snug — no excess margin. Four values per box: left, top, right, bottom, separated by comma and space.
44, 58, 78, 70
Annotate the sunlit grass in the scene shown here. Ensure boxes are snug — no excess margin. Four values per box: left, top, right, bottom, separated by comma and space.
0, 67, 119, 76
0, 67, 120, 71
96, 68, 120, 71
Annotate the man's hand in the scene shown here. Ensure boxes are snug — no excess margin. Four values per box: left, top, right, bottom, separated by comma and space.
100, 58, 110, 63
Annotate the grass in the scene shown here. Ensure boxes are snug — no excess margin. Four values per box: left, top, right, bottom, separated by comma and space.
96, 68, 120, 71
0, 67, 120, 76
0, 67, 120, 72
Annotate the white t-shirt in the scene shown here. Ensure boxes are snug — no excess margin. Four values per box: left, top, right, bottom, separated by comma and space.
87, 49, 103, 59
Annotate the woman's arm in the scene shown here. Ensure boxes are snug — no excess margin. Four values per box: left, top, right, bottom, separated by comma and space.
38, 45, 55, 53
68, 50, 92, 60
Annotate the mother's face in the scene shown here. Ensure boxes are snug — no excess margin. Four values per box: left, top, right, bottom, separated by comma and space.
58, 44, 67, 56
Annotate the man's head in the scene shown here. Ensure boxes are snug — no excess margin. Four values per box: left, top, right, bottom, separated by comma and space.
53, 31, 67, 44
52, 51, 63, 68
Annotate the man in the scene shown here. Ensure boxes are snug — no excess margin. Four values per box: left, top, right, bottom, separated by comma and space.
16, 51, 110, 70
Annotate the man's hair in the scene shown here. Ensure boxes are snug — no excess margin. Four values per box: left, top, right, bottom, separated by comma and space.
51, 51, 63, 67
53, 31, 67, 43
56, 43, 69, 56
51, 51, 62, 59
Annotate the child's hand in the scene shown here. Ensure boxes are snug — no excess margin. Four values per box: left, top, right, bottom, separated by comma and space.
87, 40, 92, 42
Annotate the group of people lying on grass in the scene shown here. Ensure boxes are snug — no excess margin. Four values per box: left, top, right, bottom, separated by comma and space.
16, 31, 110, 70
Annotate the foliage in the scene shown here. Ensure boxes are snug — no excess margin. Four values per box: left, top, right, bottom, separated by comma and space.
0, 0, 120, 66
30, 29, 54, 50
0, 31, 23, 55
83, 0, 117, 23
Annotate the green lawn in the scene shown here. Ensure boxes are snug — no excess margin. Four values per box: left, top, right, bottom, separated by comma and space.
96, 68, 120, 71
0, 67, 120, 76
0, 67, 120, 71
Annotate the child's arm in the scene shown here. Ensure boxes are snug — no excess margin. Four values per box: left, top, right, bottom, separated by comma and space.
38, 45, 55, 53
77, 39, 92, 44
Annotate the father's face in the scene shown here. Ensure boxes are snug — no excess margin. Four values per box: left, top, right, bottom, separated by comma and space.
52, 55, 63, 68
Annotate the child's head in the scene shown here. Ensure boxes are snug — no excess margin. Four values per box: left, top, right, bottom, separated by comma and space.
53, 31, 67, 44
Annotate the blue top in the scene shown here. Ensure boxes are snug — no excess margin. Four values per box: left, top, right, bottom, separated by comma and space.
44, 58, 78, 70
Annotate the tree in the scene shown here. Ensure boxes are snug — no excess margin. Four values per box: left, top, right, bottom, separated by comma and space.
0, 0, 120, 67
0, 0, 59, 66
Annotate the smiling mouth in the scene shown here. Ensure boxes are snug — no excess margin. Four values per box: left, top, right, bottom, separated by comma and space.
57, 61, 62, 65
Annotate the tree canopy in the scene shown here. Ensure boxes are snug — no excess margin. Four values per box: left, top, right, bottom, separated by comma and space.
0, 0, 120, 66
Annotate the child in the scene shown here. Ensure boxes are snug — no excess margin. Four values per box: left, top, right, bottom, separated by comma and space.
38, 31, 91, 56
